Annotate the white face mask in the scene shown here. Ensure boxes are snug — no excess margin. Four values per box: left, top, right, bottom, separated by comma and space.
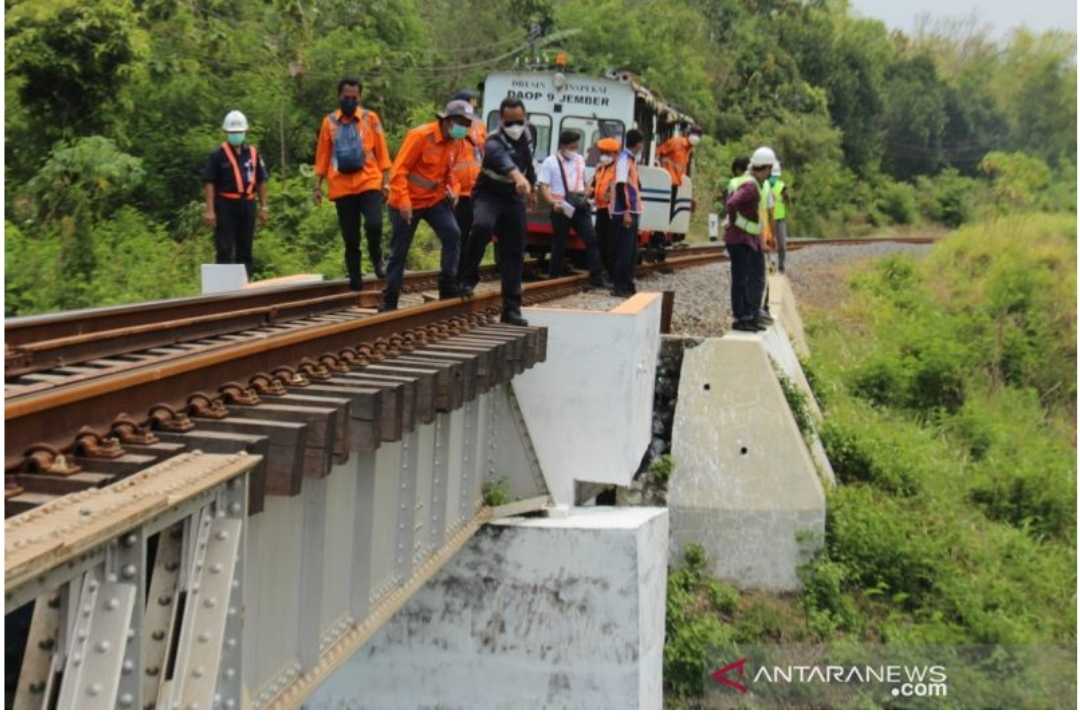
599, 154, 614, 165
560, 149, 576, 160
502, 123, 525, 140
688, 134, 701, 146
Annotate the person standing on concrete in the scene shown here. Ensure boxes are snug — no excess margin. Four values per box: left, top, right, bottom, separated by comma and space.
202, 110, 269, 278
457, 97, 536, 326
724, 146, 774, 331
379, 100, 473, 311
538, 129, 608, 288
611, 129, 645, 297
589, 137, 622, 279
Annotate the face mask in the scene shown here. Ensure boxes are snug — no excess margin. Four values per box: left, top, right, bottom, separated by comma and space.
340, 97, 358, 115
502, 122, 525, 140
688, 134, 701, 146
599, 154, 613, 165
560, 149, 576, 160
227, 132, 245, 146
449, 122, 469, 140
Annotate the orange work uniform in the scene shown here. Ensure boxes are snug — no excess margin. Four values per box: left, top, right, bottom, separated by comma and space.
452, 120, 487, 198
656, 136, 693, 186
388, 121, 465, 212
313, 108, 392, 200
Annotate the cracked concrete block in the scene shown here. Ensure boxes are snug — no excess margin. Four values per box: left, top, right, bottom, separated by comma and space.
667, 337, 825, 591
304, 506, 668, 708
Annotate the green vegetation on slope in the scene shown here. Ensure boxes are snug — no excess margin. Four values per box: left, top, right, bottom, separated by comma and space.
664, 214, 1076, 708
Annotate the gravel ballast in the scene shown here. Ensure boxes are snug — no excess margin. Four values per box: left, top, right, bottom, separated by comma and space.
535, 241, 934, 336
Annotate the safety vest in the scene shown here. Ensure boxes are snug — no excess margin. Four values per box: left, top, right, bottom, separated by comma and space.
727, 173, 751, 194
772, 179, 787, 220
219, 142, 258, 200
592, 163, 616, 210
732, 177, 763, 236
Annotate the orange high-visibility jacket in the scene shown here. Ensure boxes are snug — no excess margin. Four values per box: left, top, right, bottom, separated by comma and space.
388, 121, 465, 211
656, 136, 693, 186
313, 108, 392, 200
592, 163, 616, 210
452, 120, 486, 198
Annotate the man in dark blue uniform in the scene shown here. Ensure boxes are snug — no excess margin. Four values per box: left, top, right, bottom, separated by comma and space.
457, 97, 536, 326
201, 110, 268, 277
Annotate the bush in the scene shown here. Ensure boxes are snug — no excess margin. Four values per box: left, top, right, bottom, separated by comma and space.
825, 487, 944, 609
874, 179, 918, 225
819, 415, 921, 496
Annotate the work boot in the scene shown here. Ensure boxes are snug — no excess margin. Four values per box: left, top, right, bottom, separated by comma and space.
378, 292, 398, 313
373, 259, 386, 279
438, 276, 460, 300
501, 309, 528, 327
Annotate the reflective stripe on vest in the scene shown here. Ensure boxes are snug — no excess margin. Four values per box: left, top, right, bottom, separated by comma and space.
407, 172, 439, 190
219, 142, 258, 200
734, 213, 761, 235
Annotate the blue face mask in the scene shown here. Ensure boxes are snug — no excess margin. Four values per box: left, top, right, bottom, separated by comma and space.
449, 122, 469, 140
227, 132, 245, 146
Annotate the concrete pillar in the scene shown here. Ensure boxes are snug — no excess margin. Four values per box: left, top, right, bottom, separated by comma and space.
512, 293, 662, 505
667, 336, 825, 591
304, 507, 669, 709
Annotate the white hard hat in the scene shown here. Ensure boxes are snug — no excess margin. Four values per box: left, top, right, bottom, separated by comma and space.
750, 146, 776, 168
222, 110, 249, 132
773, 161, 782, 175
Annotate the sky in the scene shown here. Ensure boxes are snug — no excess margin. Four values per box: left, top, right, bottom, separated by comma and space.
850, 0, 1077, 36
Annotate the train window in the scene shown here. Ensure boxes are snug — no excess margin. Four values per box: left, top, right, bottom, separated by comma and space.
485, 111, 553, 162
559, 117, 625, 166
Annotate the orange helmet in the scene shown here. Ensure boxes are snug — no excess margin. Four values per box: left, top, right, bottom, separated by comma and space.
596, 137, 621, 153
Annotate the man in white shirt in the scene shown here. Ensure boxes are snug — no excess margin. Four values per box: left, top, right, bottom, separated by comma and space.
537, 130, 608, 288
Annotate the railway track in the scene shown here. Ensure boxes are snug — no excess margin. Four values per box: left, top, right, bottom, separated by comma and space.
4, 245, 728, 509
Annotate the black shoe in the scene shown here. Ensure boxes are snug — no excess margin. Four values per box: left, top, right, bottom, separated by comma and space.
378, 294, 398, 313
500, 310, 528, 326
373, 260, 386, 279
732, 320, 758, 332
751, 317, 769, 331
758, 310, 775, 324
438, 285, 460, 300
611, 288, 633, 298
588, 276, 607, 290
459, 285, 475, 299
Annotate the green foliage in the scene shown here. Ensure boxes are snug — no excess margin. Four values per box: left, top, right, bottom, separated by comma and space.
797, 213, 1076, 684
979, 151, 1052, 209
482, 476, 511, 507
647, 453, 674, 484
25, 136, 145, 223
776, 370, 814, 439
